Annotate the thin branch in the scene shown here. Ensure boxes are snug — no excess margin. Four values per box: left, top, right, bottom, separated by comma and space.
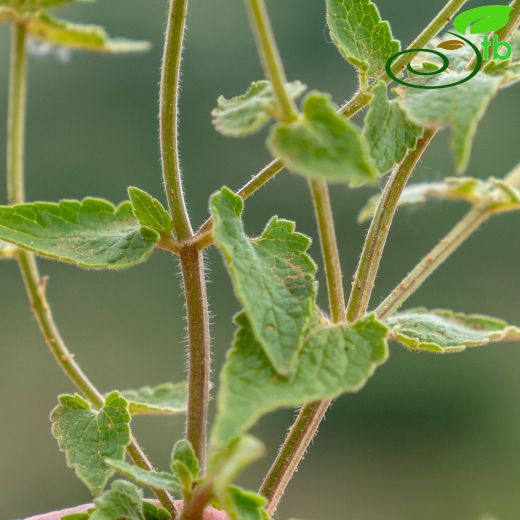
160, 0, 193, 241
376, 163, 520, 319
346, 129, 437, 322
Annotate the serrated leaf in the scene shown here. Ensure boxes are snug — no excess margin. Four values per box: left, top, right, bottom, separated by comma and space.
363, 81, 421, 173
128, 188, 173, 238
90, 480, 144, 520
209, 435, 265, 502
211, 311, 388, 445
268, 92, 379, 186
0, 198, 159, 269
453, 5, 512, 35
224, 486, 269, 520
212, 80, 306, 138
26, 13, 150, 53
326, 0, 400, 76
105, 459, 182, 497
210, 187, 317, 376
387, 309, 520, 353
50, 392, 131, 496
119, 382, 187, 416
397, 72, 502, 173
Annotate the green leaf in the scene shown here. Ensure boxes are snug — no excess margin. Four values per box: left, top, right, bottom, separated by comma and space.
61, 514, 91, 520
358, 176, 520, 223
26, 13, 150, 53
0, 198, 159, 269
119, 382, 188, 416
170, 439, 200, 498
212, 80, 306, 138
453, 5, 512, 35
268, 92, 379, 186
11, 0, 92, 10
363, 81, 421, 173
105, 459, 182, 497
326, 0, 400, 76
50, 392, 131, 496
397, 72, 502, 173
387, 309, 520, 353
128, 188, 173, 238
210, 187, 317, 376
211, 311, 388, 445
209, 435, 265, 502
90, 480, 144, 520
142, 503, 170, 520
223, 486, 269, 520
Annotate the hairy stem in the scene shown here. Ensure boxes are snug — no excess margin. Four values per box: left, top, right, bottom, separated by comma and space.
180, 245, 211, 471
376, 163, 520, 319
160, 0, 192, 241
309, 179, 345, 322
376, 207, 490, 320
6, 25, 178, 518
245, 0, 299, 122
346, 129, 436, 322
193, 0, 469, 249
259, 399, 330, 515
7, 24, 27, 205
160, 0, 211, 470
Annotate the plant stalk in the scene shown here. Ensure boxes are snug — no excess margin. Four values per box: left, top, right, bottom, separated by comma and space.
309, 179, 345, 322
160, 0, 193, 241
346, 129, 436, 322
245, 0, 299, 122
192, 0, 469, 249
7, 23, 27, 205
159, 0, 211, 471
179, 245, 211, 471
6, 24, 178, 518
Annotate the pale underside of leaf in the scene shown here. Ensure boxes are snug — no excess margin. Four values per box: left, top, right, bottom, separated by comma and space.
211, 311, 388, 446
268, 92, 379, 186
211, 187, 317, 377
14, 11, 150, 53
387, 308, 520, 353
0, 198, 159, 269
358, 176, 520, 223
50, 392, 131, 496
326, 0, 400, 76
363, 81, 421, 173
212, 80, 306, 138
397, 71, 502, 173
118, 382, 188, 416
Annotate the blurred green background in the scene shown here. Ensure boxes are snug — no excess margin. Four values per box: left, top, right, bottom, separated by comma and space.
1, 1, 519, 519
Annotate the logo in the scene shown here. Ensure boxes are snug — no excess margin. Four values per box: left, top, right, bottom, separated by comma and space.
385, 5, 514, 89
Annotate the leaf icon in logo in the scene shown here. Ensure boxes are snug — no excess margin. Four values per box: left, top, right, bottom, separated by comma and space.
453, 5, 512, 35
437, 40, 466, 50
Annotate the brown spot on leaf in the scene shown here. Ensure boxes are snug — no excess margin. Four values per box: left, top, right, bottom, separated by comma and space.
437, 40, 466, 51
